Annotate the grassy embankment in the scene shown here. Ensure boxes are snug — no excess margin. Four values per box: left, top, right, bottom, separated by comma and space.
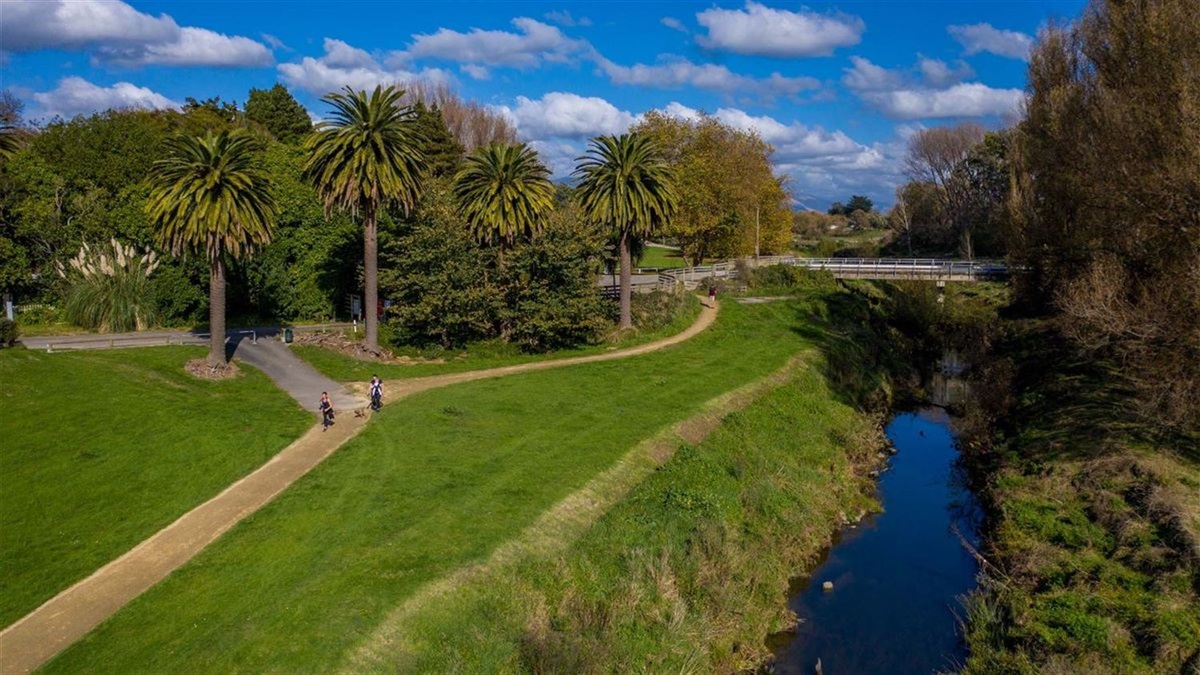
0, 347, 310, 628
295, 292, 701, 382
960, 318, 1200, 674
44, 283, 890, 673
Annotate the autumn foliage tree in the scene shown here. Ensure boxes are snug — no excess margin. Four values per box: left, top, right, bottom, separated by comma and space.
632, 112, 791, 265
1011, 0, 1200, 432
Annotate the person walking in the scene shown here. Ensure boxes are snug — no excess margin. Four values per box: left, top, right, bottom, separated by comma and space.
319, 391, 335, 431
369, 375, 383, 412
707, 284, 717, 306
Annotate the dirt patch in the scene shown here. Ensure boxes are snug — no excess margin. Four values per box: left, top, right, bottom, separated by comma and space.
185, 358, 239, 380
293, 332, 445, 365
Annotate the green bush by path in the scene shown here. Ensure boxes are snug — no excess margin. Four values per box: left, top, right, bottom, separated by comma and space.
294, 292, 702, 382
0, 347, 310, 627
43, 299, 817, 673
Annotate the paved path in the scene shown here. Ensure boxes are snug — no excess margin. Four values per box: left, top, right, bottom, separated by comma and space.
229, 337, 363, 412
0, 301, 718, 674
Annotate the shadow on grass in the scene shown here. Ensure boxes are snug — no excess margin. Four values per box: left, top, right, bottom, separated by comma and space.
787, 284, 912, 413
996, 320, 1199, 466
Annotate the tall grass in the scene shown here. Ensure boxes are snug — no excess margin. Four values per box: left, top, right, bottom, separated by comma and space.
58, 239, 159, 332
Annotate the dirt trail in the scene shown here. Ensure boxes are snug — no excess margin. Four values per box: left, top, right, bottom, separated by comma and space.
0, 301, 718, 674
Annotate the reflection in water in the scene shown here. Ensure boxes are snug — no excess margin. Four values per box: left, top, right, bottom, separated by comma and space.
767, 409, 982, 674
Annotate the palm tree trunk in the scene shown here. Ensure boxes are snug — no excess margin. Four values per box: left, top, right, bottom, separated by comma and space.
619, 229, 632, 330
363, 204, 379, 352
208, 257, 226, 366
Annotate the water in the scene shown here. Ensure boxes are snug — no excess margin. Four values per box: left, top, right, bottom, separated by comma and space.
767, 408, 983, 674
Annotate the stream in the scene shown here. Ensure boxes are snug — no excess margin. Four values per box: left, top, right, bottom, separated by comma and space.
766, 407, 983, 674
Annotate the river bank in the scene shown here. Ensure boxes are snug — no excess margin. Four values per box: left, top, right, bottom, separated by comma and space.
957, 316, 1200, 674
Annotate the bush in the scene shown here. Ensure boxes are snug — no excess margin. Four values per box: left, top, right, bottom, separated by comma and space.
59, 239, 159, 332
13, 304, 61, 327
0, 318, 19, 347
746, 264, 835, 291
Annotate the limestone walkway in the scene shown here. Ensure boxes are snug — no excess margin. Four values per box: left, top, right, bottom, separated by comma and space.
0, 301, 718, 674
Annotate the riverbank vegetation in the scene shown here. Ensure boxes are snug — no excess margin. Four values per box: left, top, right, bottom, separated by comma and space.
0, 346, 310, 627
953, 0, 1200, 671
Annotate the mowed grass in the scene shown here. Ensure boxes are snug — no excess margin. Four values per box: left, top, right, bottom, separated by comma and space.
636, 244, 689, 269
44, 300, 810, 673
294, 293, 702, 382
0, 347, 310, 628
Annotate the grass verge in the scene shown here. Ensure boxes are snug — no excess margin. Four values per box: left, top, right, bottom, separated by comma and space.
0, 347, 310, 628
43, 297, 818, 673
960, 319, 1200, 674
294, 292, 702, 382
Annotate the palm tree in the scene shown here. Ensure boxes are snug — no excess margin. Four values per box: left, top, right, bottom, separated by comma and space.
147, 131, 276, 367
574, 134, 678, 330
454, 142, 554, 251
304, 85, 426, 352
0, 121, 21, 162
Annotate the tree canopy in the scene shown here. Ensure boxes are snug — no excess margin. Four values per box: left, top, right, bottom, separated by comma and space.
245, 84, 312, 145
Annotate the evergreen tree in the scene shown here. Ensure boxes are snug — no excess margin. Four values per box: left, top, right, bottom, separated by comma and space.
245, 84, 312, 145
411, 102, 464, 178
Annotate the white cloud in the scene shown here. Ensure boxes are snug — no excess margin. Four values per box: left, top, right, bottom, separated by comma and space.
844, 56, 1022, 119
0, 0, 271, 67
661, 17, 688, 33
460, 64, 491, 80
489, 91, 904, 206
32, 76, 179, 119
948, 23, 1033, 60
842, 56, 905, 91
695, 2, 864, 57
494, 92, 639, 140
544, 10, 591, 27
399, 18, 586, 69
96, 27, 272, 67
861, 83, 1025, 119
916, 56, 974, 88
595, 56, 819, 101
278, 38, 453, 96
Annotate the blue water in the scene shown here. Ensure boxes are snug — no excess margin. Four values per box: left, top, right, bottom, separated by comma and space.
768, 408, 983, 674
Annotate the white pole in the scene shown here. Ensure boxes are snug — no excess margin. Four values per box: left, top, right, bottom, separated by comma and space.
755, 206, 760, 260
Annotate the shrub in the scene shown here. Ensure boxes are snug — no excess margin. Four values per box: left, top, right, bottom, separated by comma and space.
0, 318, 19, 347
57, 239, 159, 332
746, 264, 835, 291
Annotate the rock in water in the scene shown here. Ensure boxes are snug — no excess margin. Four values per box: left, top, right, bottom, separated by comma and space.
822, 581, 834, 591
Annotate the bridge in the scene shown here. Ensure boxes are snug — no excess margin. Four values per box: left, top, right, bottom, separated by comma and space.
601, 257, 1008, 296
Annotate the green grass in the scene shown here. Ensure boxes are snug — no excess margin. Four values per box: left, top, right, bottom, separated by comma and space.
636, 244, 689, 269
44, 298, 820, 673
0, 347, 311, 628
372, 363, 880, 673
293, 293, 702, 382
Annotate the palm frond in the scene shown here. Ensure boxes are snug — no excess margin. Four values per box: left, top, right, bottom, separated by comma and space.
454, 142, 555, 246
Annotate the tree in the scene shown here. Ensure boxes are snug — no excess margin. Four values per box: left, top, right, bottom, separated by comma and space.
146, 131, 276, 367
304, 85, 427, 352
245, 84, 312, 144
574, 134, 678, 330
846, 195, 874, 214
632, 111, 790, 265
888, 186, 914, 256
1012, 0, 1200, 431
0, 91, 23, 162
454, 142, 554, 250
905, 123, 987, 257
411, 102, 464, 178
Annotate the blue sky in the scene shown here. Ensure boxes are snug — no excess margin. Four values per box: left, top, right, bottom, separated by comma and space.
1, 0, 1084, 208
